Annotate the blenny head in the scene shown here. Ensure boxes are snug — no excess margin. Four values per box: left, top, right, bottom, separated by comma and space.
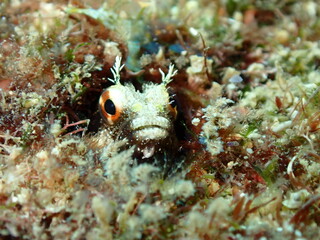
99, 57, 178, 158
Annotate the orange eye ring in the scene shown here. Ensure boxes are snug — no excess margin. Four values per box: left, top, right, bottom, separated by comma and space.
99, 90, 122, 125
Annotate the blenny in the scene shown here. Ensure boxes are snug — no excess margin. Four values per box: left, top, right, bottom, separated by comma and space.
99, 57, 178, 159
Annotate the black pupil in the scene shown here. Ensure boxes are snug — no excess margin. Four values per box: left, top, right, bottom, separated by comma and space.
104, 99, 116, 115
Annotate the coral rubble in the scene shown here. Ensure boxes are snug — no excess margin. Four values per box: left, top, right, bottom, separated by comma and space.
0, 0, 320, 239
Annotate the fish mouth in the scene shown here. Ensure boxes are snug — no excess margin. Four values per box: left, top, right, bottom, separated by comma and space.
133, 127, 168, 140
131, 117, 170, 140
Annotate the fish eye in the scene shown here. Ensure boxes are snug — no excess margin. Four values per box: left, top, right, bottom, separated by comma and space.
99, 89, 122, 125
169, 93, 177, 108
168, 93, 177, 118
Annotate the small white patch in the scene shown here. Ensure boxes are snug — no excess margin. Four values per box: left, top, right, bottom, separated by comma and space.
246, 148, 253, 154
191, 118, 200, 126
229, 75, 243, 83
142, 146, 156, 158
271, 120, 292, 132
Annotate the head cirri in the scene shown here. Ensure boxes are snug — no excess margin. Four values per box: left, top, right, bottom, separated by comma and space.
99, 56, 178, 158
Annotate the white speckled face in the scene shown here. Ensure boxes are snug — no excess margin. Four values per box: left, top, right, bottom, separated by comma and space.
99, 82, 177, 144
99, 57, 178, 157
